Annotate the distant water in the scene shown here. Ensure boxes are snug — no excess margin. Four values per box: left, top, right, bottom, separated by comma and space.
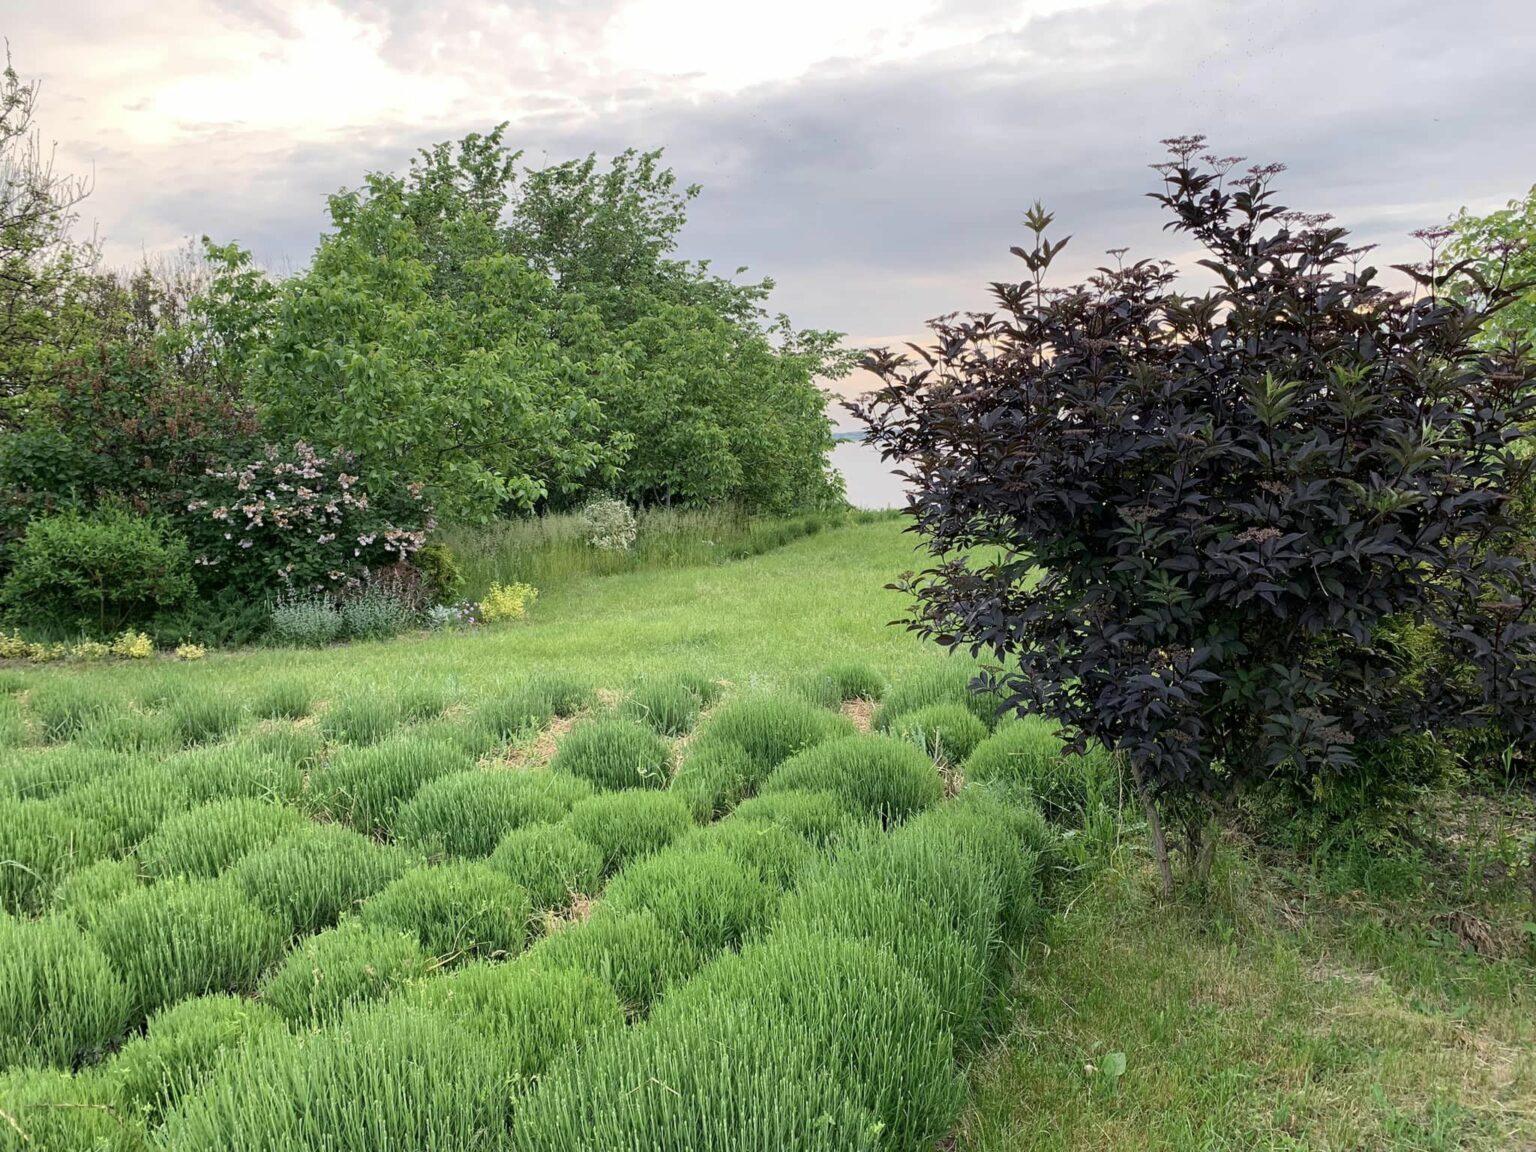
832, 440, 908, 510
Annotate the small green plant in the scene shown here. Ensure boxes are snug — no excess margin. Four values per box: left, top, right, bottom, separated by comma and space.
602, 844, 778, 956
308, 735, 470, 834
523, 908, 699, 1014
269, 592, 344, 646
251, 680, 312, 721
672, 671, 722, 708
0, 798, 108, 913
0, 1067, 138, 1152
1, 914, 130, 1070
694, 696, 854, 775
579, 497, 638, 551
674, 820, 813, 892
0, 744, 126, 800
549, 716, 673, 791
759, 734, 942, 826
77, 708, 177, 754
113, 993, 286, 1120
320, 692, 403, 745
88, 877, 289, 1019
479, 581, 539, 623
411, 542, 465, 604
137, 798, 306, 879
27, 680, 122, 743
397, 678, 452, 721
532, 675, 597, 718
169, 745, 305, 806
471, 684, 556, 745
360, 861, 530, 962
892, 701, 988, 765
259, 921, 429, 1026
395, 768, 593, 858
619, 679, 700, 736
964, 715, 1112, 823
563, 791, 693, 874
488, 823, 604, 912
227, 824, 411, 935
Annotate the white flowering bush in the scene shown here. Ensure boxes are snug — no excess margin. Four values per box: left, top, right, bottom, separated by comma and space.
579, 498, 637, 552
184, 442, 434, 596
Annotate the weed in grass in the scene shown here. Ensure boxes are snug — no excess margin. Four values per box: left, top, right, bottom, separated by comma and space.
563, 791, 693, 874
27, 680, 122, 743
169, 688, 244, 746
89, 877, 289, 1019
891, 701, 988, 765
56, 761, 192, 853
471, 684, 555, 746
796, 663, 888, 708
0, 797, 108, 913
602, 844, 778, 955
138, 798, 306, 879
308, 735, 471, 835
251, 680, 312, 721
320, 692, 402, 746
760, 734, 943, 826
669, 741, 754, 822
259, 921, 429, 1026
619, 680, 699, 736
655, 928, 964, 1152
488, 823, 604, 912
50, 857, 141, 930
113, 993, 286, 1121
695, 696, 855, 774
228, 824, 411, 935
523, 908, 700, 1014
360, 861, 530, 962
159, 1001, 508, 1152
729, 789, 875, 849
549, 715, 673, 791
168, 745, 305, 806
0, 1067, 138, 1152
395, 768, 594, 858
0, 915, 130, 1071
876, 661, 999, 731
0, 744, 127, 800
408, 961, 623, 1076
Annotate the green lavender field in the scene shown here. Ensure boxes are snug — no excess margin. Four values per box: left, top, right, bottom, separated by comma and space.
1, 520, 1532, 1151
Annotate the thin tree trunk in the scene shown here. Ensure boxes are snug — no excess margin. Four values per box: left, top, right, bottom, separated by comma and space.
1129, 758, 1174, 898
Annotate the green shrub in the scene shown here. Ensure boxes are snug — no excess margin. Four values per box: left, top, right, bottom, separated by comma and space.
395, 768, 593, 858
0, 1067, 139, 1152
695, 696, 854, 774
360, 862, 529, 961
669, 740, 754, 822
308, 735, 470, 835
50, 857, 141, 929
0, 915, 129, 1070
964, 715, 1112, 822
0, 506, 193, 634
891, 701, 988, 764
259, 921, 429, 1026
26, 680, 122, 743
228, 824, 410, 935
549, 716, 672, 791
602, 845, 778, 955
654, 929, 963, 1151
408, 961, 623, 1076
0, 744, 125, 800
320, 692, 402, 745
488, 823, 604, 911
56, 761, 191, 853
168, 687, 244, 746
113, 993, 285, 1120
795, 663, 887, 708
340, 586, 417, 641
269, 592, 344, 646
759, 735, 942, 826
471, 684, 555, 745
523, 909, 699, 1014
138, 798, 305, 879
0, 798, 108, 913
875, 662, 998, 731
159, 1002, 507, 1152
619, 680, 699, 736
167, 745, 304, 806
510, 997, 882, 1152
412, 541, 464, 604
729, 789, 873, 849
251, 680, 312, 721
88, 877, 287, 1018
77, 707, 178, 754
563, 791, 692, 874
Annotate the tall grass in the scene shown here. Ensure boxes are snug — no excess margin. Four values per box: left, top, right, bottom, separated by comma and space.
395, 768, 593, 858
0, 797, 108, 913
360, 862, 530, 962
438, 506, 879, 599
259, 922, 428, 1026
138, 797, 306, 879
227, 824, 411, 935
1, 915, 130, 1071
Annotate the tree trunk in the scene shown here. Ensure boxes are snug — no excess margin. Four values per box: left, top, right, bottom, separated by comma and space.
1129, 759, 1174, 898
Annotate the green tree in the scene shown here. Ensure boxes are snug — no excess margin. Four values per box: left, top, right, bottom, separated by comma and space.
1448, 183, 1536, 348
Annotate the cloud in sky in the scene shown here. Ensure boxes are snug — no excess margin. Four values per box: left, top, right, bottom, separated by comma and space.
9, 0, 1536, 376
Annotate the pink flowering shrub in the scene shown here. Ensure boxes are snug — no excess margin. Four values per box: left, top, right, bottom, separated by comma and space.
183, 442, 434, 595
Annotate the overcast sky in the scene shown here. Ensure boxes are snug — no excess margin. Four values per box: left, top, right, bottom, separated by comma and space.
7, 0, 1535, 418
